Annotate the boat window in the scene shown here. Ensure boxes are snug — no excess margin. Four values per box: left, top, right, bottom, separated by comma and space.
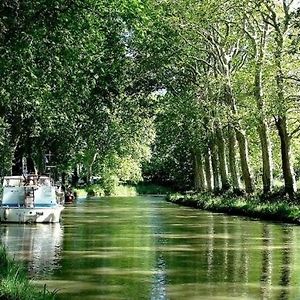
39, 178, 51, 186
4, 178, 22, 187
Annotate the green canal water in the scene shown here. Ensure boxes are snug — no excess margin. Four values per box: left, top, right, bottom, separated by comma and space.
1, 196, 300, 299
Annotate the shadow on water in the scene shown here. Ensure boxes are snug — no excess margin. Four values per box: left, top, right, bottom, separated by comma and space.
1, 196, 300, 299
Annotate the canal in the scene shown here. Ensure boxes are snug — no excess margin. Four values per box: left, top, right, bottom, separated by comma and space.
1, 196, 300, 299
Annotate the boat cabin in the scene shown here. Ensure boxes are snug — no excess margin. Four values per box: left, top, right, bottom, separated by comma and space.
1, 175, 58, 208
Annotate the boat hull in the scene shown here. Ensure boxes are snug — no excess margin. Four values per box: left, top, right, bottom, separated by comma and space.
0, 206, 64, 223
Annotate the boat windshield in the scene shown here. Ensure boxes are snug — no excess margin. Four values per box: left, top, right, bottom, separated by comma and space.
38, 177, 51, 186
3, 177, 23, 187
3, 176, 52, 187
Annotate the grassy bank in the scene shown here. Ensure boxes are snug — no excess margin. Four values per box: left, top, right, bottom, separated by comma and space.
0, 247, 56, 300
167, 192, 300, 224
83, 184, 137, 197
77, 182, 174, 197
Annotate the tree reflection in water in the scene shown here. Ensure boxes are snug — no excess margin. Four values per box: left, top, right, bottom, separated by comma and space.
260, 224, 272, 299
1, 198, 300, 299
278, 226, 292, 300
0, 224, 63, 278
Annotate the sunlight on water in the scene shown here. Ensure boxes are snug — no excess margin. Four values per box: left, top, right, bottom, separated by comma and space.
2, 196, 300, 299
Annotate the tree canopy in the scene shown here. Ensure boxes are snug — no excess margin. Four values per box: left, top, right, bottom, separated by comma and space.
0, 0, 300, 197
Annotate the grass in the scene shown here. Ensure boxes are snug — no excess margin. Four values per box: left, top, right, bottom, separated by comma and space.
80, 182, 174, 197
83, 184, 137, 197
0, 247, 56, 300
167, 192, 300, 224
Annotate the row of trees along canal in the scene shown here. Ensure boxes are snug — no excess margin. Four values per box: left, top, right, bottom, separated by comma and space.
0, 0, 300, 197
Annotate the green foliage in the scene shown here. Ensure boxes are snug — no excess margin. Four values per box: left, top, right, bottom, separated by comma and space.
85, 184, 105, 197
0, 0, 156, 182
135, 182, 174, 195
85, 183, 137, 197
73, 188, 87, 198
0, 0, 300, 197
84, 182, 172, 197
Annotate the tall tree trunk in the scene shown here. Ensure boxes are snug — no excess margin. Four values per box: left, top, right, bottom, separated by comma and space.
228, 125, 241, 192
225, 82, 254, 193
86, 152, 98, 184
12, 144, 23, 175
194, 151, 206, 192
35, 145, 46, 175
235, 127, 254, 193
61, 172, 67, 186
275, 116, 297, 197
204, 147, 213, 191
253, 37, 273, 194
72, 165, 79, 186
257, 119, 273, 194
273, 31, 296, 197
26, 156, 36, 174
209, 139, 220, 192
216, 124, 230, 191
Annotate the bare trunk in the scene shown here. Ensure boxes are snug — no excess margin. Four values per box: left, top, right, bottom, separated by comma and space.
273, 31, 296, 197
228, 125, 241, 192
257, 120, 273, 194
225, 82, 254, 193
72, 165, 79, 186
35, 146, 46, 174
275, 116, 296, 197
209, 139, 220, 192
86, 152, 98, 184
254, 48, 273, 194
204, 147, 213, 191
194, 151, 206, 191
235, 127, 254, 193
216, 125, 230, 191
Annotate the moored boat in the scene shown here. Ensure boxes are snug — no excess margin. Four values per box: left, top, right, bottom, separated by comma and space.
0, 175, 64, 223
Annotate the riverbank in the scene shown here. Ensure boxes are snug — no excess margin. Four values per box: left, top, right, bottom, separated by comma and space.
0, 247, 56, 300
167, 192, 300, 224
75, 183, 174, 197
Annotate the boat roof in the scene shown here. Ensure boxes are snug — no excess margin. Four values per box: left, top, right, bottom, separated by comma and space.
2, 175, 52, 187
3, 175, 50, 179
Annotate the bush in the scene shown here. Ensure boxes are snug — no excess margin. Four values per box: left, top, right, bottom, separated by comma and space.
85, 184, 105, 197
135, 183, 174, 195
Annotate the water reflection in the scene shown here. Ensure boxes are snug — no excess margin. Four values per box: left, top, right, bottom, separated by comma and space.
278, 226, 293, 300
2, 197, 300, 299
0, 223, 63, 278
151, 254, 167, 300
260, 224, 272, 299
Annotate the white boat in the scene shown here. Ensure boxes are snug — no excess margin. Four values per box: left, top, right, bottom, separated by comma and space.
0, 175, 64, 223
